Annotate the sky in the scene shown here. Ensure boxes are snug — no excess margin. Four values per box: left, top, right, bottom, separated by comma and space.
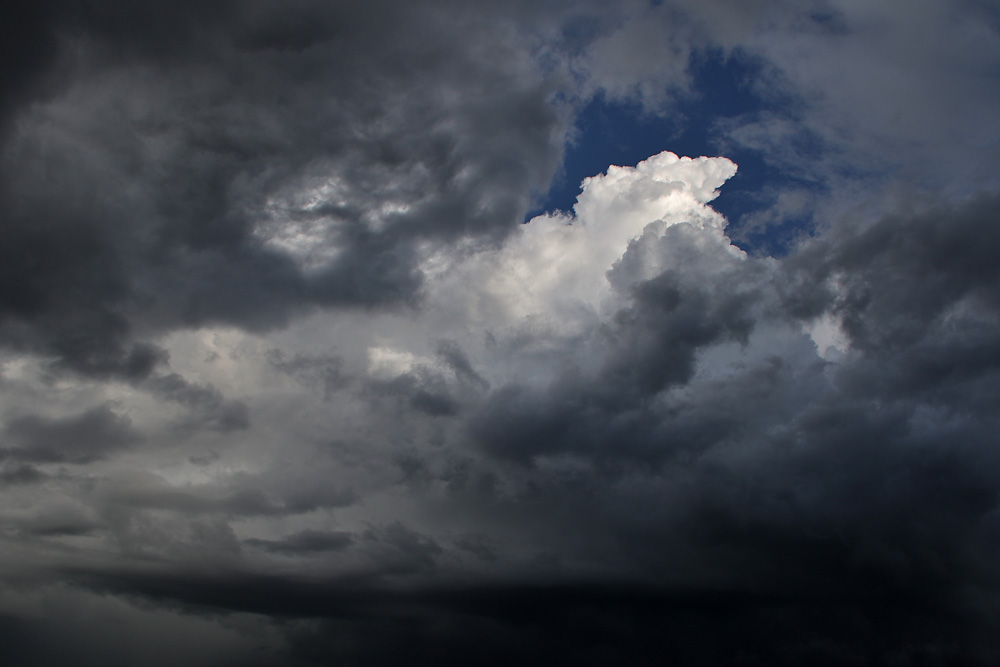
1, 1, 999, 664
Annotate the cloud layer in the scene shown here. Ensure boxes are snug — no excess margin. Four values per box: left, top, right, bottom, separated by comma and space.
1, 1, 999, 665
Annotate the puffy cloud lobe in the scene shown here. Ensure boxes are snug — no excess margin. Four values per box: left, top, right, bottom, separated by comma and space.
422, 151, 738, 364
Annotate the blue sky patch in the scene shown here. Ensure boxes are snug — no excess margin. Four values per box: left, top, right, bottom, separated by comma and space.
535, 49, 824, 256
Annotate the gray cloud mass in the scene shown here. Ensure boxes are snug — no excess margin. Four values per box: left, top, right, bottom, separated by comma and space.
0, 1, 999, 665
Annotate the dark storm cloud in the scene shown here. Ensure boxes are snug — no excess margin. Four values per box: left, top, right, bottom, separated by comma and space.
244, 529, 353, 556
0, 0, 571, 375
472, 224, 762, 465
0, 3, 62, 139
469, 192, 1000, 471
363, 522, 444, 575
788, 194, 1000, 405
5, 200, 999, 662
144, 373, 249, 432
0, 463, 45, 485
95, 470, 355, 518
435, 339, 490, 391
266, 349, 347, 400
602, 270, 755, 395
421, 194, 1000, 663
53, 566, 992, 666
1, 1, 999, 665
0, 404, 140, 463
16, 504, 98, 537
372, 368, 460, 417
283, 585, 986, 667
0, 586, 290, 667
269, 341, 483, 413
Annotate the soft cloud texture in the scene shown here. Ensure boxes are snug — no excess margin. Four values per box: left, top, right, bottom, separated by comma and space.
1, 1, 999, 665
